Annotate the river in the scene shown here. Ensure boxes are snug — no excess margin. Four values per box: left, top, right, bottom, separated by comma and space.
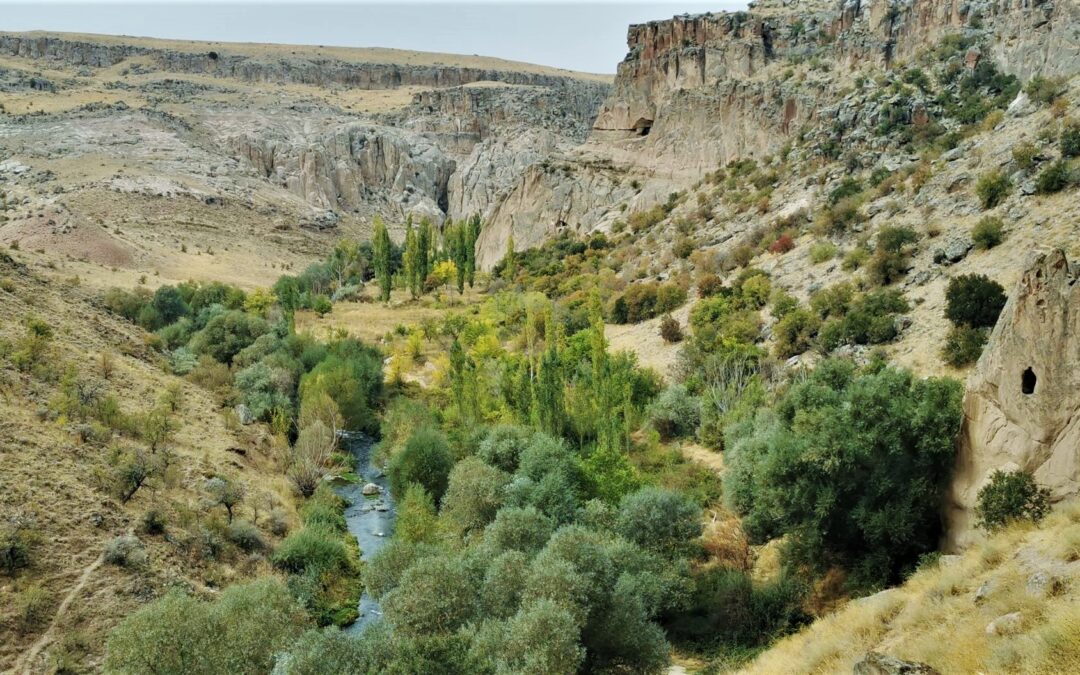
334, 432, 395, 633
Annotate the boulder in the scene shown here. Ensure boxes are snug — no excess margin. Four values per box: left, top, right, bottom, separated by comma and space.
853, 652, 940, 674
985, 611, 1023, 636
361, 482, 382, 496
1025, 570, 1062, 598
945, 250, 1080, 548
973, 579, 992, 605
235, 404, 254, 425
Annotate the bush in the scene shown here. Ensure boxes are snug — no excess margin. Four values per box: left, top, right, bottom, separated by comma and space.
975, 470, 1051, 531
971, 216, 1004, 250
1035, 160, 1073, 194
648, 385, 700, 440
272, 525, 351, 574
300, 485, 348, 533
226, 520, 266, 552
975, 170, 1010, 209
697, 273, 724, 298
768, 234, 795, 254
477, 425, 532, 473
141, 509, 167, 535
105, 578, 309, 675
868, 226, 918, 286
1012, 142, 1039, 170
189, 311, 269, 364
0, 523, 36, 576
774, 308, 820, 359
724, 362, 963, 587
809, 241, 837, 264
104, 535, 147, 568
16, 583, 53, 631
1062, 121, 1080, 158
942, 324, 989, 367
615, 487, 701, 558
1025, 76, 1064, 105
389, 428, 454, 504
945, 274, 1007, 328
659, 314, 683, 343
441, 457, 511, 535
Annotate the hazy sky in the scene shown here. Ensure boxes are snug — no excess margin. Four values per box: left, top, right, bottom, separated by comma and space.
1, 1, 748, 73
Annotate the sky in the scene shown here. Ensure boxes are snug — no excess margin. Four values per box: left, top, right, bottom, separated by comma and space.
1, 1, 749, 73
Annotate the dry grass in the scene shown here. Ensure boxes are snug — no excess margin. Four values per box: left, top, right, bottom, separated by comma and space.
0, 252, 299, 671
740, 509, 1080, 674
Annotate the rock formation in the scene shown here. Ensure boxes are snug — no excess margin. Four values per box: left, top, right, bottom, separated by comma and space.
946, 249, 1080, 548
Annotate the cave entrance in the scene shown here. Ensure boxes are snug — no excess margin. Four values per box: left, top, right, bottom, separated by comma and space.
632, 118, 653, 137
1022, 367, 1037, 395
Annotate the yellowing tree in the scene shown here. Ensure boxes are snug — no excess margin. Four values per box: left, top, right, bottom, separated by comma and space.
243, 288, 277, 317
433, 260, 458, 296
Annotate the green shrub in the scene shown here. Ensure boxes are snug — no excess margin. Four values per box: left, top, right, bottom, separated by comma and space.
945, 274, 1007, 328
725, 361, 963, 587
1025, 76, 1064, 105
1011, 142, 1038, 170
226, 520, 266, 552
441, 456, 512, 535
809, 241, 837, 264
1061, 121, 1080, 158
0, 523, 36, 576
648, 385, 701, 440
697, 273, 724, 298
828, 177, 863, 205
868, 226, 918, 286
141, 509, 167, 535
774, 308, 821, 359
104, 535, 147, 568
975, 170, 1010, 209
477, 425, 532, 473
389, 428, 454, 504
272, 525, 351, 574
841, 247, 870, 271
975, 470, 1051, 531
942, 325, 989, 367
16, 583, 53, 631
1035, 160, 1073, 194
105, 578, 309, 675
616, 487, 701, 557
300, 485, 348, 533
189, 310, 270, 364
971, 216, 1004, 250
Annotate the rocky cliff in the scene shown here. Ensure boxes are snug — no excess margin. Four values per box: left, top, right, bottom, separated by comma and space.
946, 249, 1080, 548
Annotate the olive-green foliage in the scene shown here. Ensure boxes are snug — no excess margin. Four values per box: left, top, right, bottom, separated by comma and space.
647, 385, 701, 440
615, 487, 701, 558
0, 523, 36, 576
1025, 76, 1065, 105
942, 324, 989, 367
389, 427, 454, 504
471, 599, 585, 674
484, 506, 555, 557
299, 339, 383, 435
809, 241, 838, 264
396, 485, 439, 544
105, 578, 309, 674
972, 216, 1005, 250
867, 226, 918, 286
1062, 121, 1080, 158
189, 310, 270, 364
476, 424, 531, 473
299, 484, 348, 534
975, 470, 1051, 531
945, 274, 1007, 328
774, 307, 820, 359
975, 169, 1010, 209
724, 360, 963, 587
817, 288, 909, 352
272, 525, 351, 575
1035, 160, 1074, 194
667, 568, 808, 651
609, 281, 687, 324
441, 457, 512, 536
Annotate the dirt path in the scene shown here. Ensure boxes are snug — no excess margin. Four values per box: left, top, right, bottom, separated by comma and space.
679, 441, 724, 475
11, 545, 111, 674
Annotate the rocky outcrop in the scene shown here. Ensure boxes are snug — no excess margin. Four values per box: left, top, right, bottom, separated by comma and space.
853, 652, 940, 675
946, 249, 1080, 548
231, 122, 456, 223
0, 33, 601, 90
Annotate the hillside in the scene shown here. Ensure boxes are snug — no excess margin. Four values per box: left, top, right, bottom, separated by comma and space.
3, 0, 1080, 673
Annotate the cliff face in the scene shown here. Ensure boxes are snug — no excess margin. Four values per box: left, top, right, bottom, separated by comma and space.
593, 0, 1078, 161
0, 34, 597, 90
946, 250, 1080, 549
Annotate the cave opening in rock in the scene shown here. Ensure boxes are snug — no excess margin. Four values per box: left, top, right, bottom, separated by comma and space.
632, 118, 653, 136
1022, 367, 1037, 395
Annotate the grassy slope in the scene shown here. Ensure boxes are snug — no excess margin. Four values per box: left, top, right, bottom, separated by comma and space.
740, 505, 1080, 674
0, 250, 299, 671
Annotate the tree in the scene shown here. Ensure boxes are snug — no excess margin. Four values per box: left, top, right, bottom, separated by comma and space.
724, 361, 964, 587
442, 457, 511, 536
432, 260, 458, 296
396, 485, 438, 544
616, 487, 701, 558
372, 216, 392, 302
389, 428, 454, 504
205, 476, 245, 523
418, 217, 434, 284
503, 235, 517, 281
975, 470, 1051, 531
465, 214, 481, 287
945, 274, 1007, 328
288, 421, 337, 497
243, 288, 276, 318
402, 219, 422, 299
105, 578, 309, 675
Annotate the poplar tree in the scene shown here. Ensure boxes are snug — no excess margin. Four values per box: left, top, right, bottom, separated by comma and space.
465, 214, 481, 287
402, 220, 421, 299
418, 218, 434, 285
503, 235, 517, 282
372, 216, 392, 302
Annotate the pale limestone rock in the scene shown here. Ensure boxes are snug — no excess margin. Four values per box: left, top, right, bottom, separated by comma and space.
946, 250, 1080, 549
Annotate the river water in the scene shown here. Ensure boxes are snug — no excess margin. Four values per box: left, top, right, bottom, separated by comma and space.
334, 432, 395, 633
